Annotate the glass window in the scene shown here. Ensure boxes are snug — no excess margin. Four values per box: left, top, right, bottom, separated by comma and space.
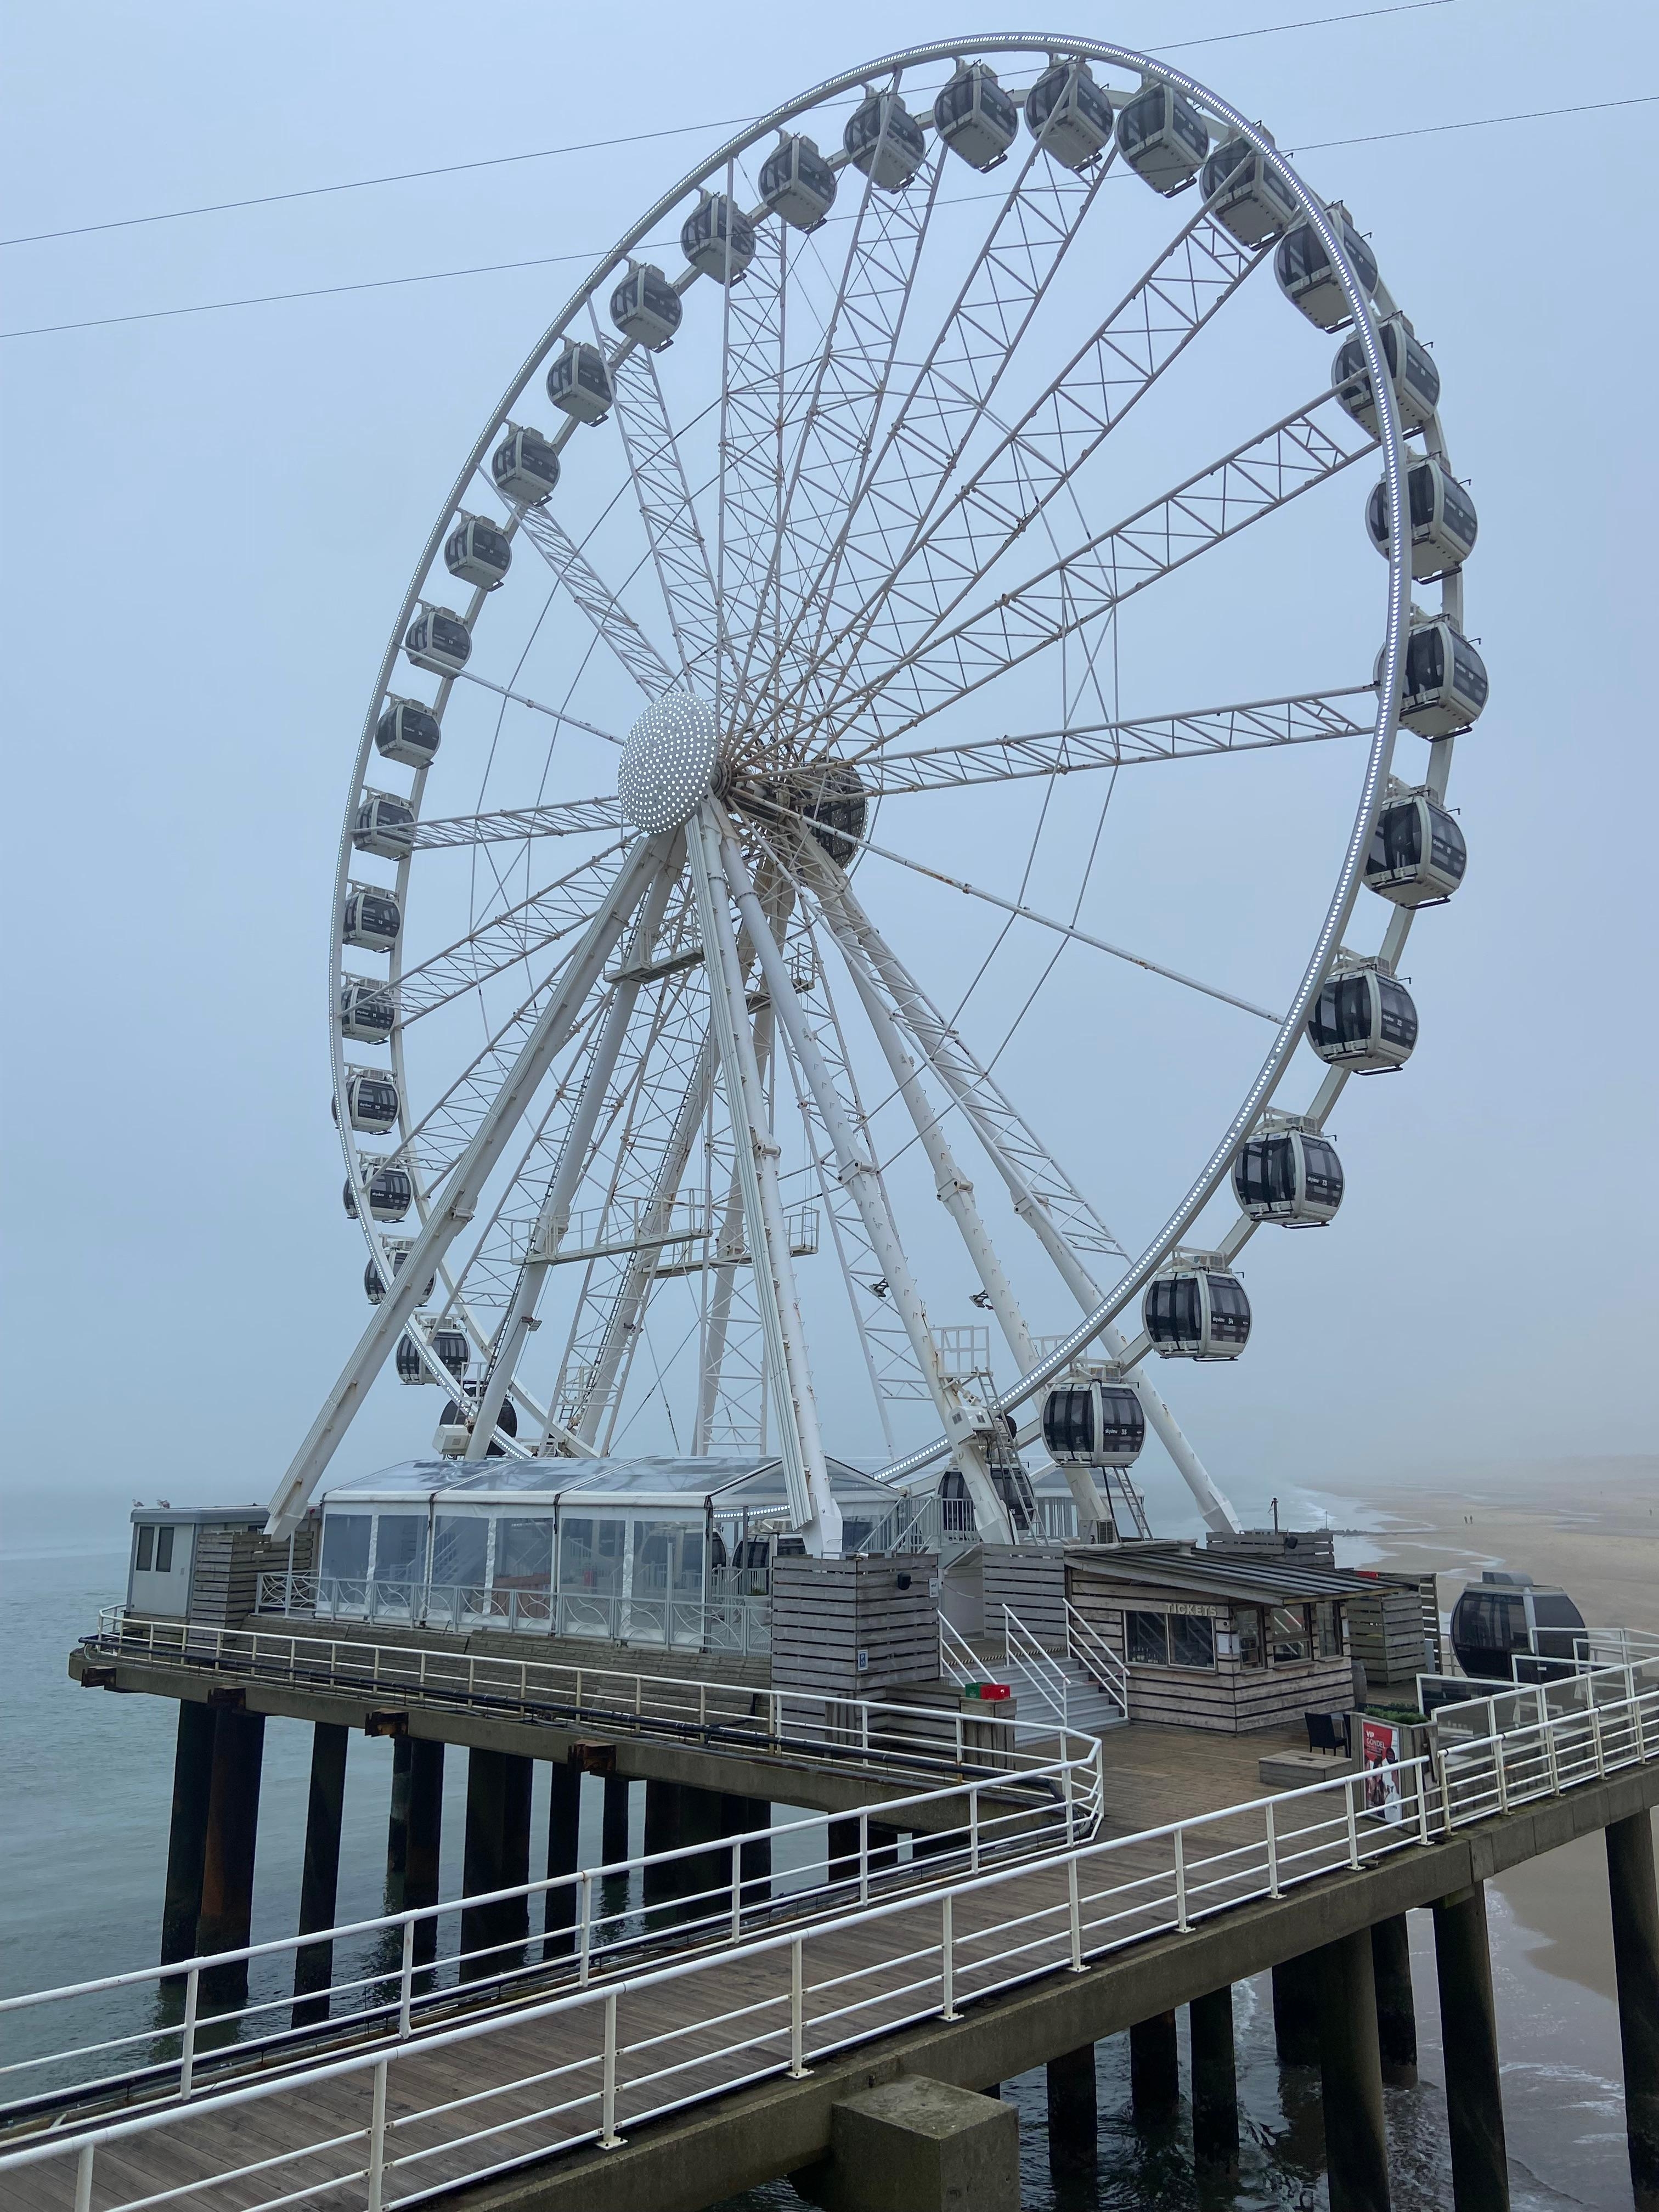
495, 1517, 552, 1591
1318, 1602, 1344, 1657
1126, 1610, 1169, 1666
631, 1520, 704, 1598
1235, 1608, 1264, 1667
136, 1526, 155, 1572
1268, 1605, 1312, 1663
321, 1514, 371, 1579
155, 1527, 174, 1573
432, 1514, 487, 1592
374, 1515, 426, 1585
559, 1515, 624, 1596
1170, 1614, 1216, 1669
1207, 1277, 1251, 1343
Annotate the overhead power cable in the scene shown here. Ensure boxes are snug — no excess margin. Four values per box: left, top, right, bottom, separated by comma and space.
1, 1, 1447, 252
9, 85, 1655, 344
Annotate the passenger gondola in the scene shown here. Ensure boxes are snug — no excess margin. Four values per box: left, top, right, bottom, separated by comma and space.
1384, 612, 1489, 737
1042, 1376, 1146, 1466
1332, 313, 1441, 437
339, 979, 395, 1044
680, 191, 755, 283
1451, 1572, 1585, 1683
1115, 81, 1210, 194
1365, 785, 1467, 907
843, 88, 929, 190
546, 340, 614, 424
352, 791, 416, 860
441, 1380, 519, 1457
1367, 458, 1477, 580
1274, 202, 1378, 329
490, 424, 560, 506
364, 1244, 433, 1306
343, 1163, 413, 1223
342, 884, 401, 953
610, 262, 682, 348
1024, 58, 1114, 171
1200, 134, 1297, 245
759, 134, 838, 227
443, 514, 512, 590
1306, 956, 1418, 1072
1144, 1254, 1251, 1359
404, 605, 471, 675
933, 61, 1019, 171
1232, 1118, 1344, 1226
796, 760, 867, 865
375, 697, 441, 769
343, 1068, 400, 1134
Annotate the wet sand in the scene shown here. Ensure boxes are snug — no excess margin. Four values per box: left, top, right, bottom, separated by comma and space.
1318, 1452, 1659, 2006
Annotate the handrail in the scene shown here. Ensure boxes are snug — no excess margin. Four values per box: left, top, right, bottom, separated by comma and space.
1063, 1599, 1131, 1715
1002, 1607, 1072, 1729
8, 1653, 1659, 2209
938, 1614, 980, 1688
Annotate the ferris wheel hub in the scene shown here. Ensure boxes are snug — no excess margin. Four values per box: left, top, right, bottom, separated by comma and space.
617, 689, 720, 835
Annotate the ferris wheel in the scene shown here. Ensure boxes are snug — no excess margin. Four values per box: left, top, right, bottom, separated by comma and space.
267, 35, 1486, 1552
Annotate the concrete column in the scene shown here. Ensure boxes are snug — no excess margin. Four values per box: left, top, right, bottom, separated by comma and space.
719, 1793, 771, 1907
869, 1819, 902, 1881
1432, 1884, 1509, 2212
160, 1701, 217, 1967
460, 1749, 532, 1979
1130, 2009, 1181, 2122
674, 1783, 727, 1918
796, 2076, 1018, 2211
196, 1709, 267, 2007
827, 1815, 860, 1889
1607, 1812, 1659, 2210
1316, 1927, 1390, 2212
404, 1740, 444, 1968
544, 1764, 582, 1955
384, 1735, 414, 1911
1273, 1949, 1323, 2067
1372, 1912, 1419, 2086
1046, 2041, 1097, 2171
601, 1774, 631, 1864
1190, 1985, 1240, 2182
292, 1722, 349, 2024
643, 1778, 684, 1912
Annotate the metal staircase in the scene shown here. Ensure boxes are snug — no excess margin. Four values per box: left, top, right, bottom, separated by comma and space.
940, 1603, 1131, 1734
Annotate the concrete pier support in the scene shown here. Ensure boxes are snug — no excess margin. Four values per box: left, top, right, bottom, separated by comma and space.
544, 1765, 581, 1954
1272, 1950, 1323, 2067
827, 1816, 860, 1888
160, 1702, 217, 1967
1190, 1985, 1240, 2182
720, 1793, 771, 1903
384, 1735, 414, 1910
196, 1709, 267, 2006
1432, 1884, 1509, 2212
1315, 1927, 1391, 2212
1607, 1812, 1659, 2210
601, 1774, 630, 1863
460, 1750, 532, 1979
1130, 2008, 1181, 2122
292, 1722, 348, 2023
1046, 2041, 1097, 2172
798, 2077, 1019, 2211
404, 1740, 444, 1967
1372, 1912, 1419, 2086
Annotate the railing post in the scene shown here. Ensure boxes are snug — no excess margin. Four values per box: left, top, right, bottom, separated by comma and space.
1494, 1733, 1509, 1815
1346, 1774, 1361, 1868
398, 1918, 415, 2039
1416, 1757, 1433, 1845
1174, 1827, 1189, 1932
789, 1937, 810, 2074
1266, 1798, 1280, 1898
578, 1871, 593, 1987
179, 1965, 200, 2098
731, 1840, 744, 1941
955, 1709, 964, 1766
969, 1787, 981, 1873
1592, 1696, 1606, 1777
1067, 1855, 1085, 1972
74, 2143, 94, 2212
367, 2057, 388, 2212
600, 1990, 623, 2147
859, 1814, 871, 1905
941, 1895, 960, 2019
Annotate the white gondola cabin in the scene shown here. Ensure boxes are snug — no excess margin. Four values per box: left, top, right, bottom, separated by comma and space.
1042, 1378, 1146, 1467
375, 697, 441, 769
1365, 784, 1466, 907
1115, 81, 1210, 194
1144, 1255, 1251, 1360
681, 192, 755, 283
343, 1163, 413, 1223
490, 424, 560, 506
759, 134, 837, 227
342, 883, 400, 953
352, 791, 415, 860
1333, 314, 1441, 438
404, 606, 471, 675
444, 514, 512, 590
1232, 1118, 1344, 1226
1307, 955, 1418, 1072
933, 62, 1019, 171
364, 1242, 433, 1305
1024, 59, 1114, 171
339, 979, 395, 1045
343, 1066, 400, 1134
1367, 458, 1477, 580
1200, 135, 1297, 245
843, 89, 928, 191
1274, 202, 1378, 330
1384, 613, 1489, 737
610, 262, 682, 349
546, 340, 614, 425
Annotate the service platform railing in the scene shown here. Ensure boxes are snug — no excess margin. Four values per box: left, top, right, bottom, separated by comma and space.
255, 1573, 772, 1655
8, 1651, 1659, 2210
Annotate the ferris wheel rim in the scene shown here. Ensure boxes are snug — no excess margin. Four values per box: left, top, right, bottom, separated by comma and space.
325, 30, 1424, 1497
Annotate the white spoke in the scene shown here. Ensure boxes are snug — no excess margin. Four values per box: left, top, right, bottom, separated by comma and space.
607, 331, 725, 694
391, 839, 631, 1024
512, 503, 675, 698
411, 795, 623, 850
445, 663, 621, 745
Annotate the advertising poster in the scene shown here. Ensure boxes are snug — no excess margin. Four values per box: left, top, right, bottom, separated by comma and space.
1361, 1718, 1402, 1823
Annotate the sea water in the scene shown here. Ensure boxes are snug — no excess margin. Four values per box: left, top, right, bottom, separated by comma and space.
1, 1547, 1637, 2209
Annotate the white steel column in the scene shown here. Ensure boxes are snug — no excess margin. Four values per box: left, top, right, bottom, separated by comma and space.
818, 868, 1241, 1537
688, 803, 839, 1553
721, 824, 1014, 1545
464, 856, 681, 1458
268, 834, 669, 1538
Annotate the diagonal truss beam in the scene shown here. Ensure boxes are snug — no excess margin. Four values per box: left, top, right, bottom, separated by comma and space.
390, 841, 632, 1025
512, 503, 675, 698
411, 795, 623, 850
608, 335, 725, 696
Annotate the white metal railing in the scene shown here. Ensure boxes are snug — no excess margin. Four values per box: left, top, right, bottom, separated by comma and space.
1002, 1607, 1072, 1730
9, 1654, 1659, 2209
938, 1615, 984, 1688
1064, 1599, 1131, 1718
0, 1742, 1100, 2123
255, 1574, 773, 1655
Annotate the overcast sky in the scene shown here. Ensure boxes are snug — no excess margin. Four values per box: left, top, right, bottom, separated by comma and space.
2, 0, 1654, 1550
